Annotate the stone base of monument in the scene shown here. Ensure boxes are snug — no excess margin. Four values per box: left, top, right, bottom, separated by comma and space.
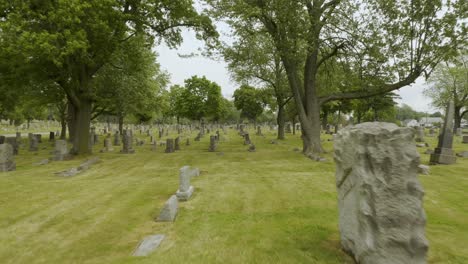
176, 186, 194, 201
430, 148, 457, 164
0, 161, 16, 172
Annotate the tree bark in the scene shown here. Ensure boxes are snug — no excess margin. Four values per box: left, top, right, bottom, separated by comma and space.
118, 114, 124, 135
454, 106, 462, 132
67, 102, 77, 143
277, 104, 286, 140
72, 97, 92, 155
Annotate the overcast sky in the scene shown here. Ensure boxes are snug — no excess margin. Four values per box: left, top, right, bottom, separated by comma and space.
155, 29, 438, 113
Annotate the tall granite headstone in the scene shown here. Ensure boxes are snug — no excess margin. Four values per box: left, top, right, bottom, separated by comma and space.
54, 140, 70, 161
0, 143, 16, 172
430, 101, 457, 165
121, 130, 135, 154
334, 122, 428, 264
165, 138, 174, 153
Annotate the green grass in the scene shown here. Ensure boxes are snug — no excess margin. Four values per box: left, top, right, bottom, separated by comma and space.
0, 128, 467, 263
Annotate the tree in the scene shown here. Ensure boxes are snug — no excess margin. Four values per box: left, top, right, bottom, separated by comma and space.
221, 28, 292, 139
233, 84, 265, 123
425, 55, 468, 130
207, 0, 464, 156
395, 104, 426, 121
1, 0, 217, 154
177, 76, 224, 122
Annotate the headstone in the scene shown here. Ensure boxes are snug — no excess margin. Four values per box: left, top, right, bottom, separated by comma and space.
121, 130, 135, 154
35, 134, 42, 143
151, 141, 157, 151
0, 143, 16, 172
430, 101, 457, 165
463, 136, 468, 144
49, 131, 55, 141
174, 137, 180, 151
159, 129, 163, 139
5, 138, 18, 155
0, 136, 5, 144
334, 122, 428, 264
209, 135, 217, 152
186, 138, 190, 146
93, 134, 99, 145
132, 234, 165, 257
418, 164, 430, 175
16, 132, 21, 144
194, 133, 201, 142
114, 131, 121, 146
415, 126, 425, 142
54, 140, 70, 161
456, 127, 462, 136
176, 166, 195, 201
243, 133, 251, 145
156, 195, 178, 222
102, 138, 114, 152
257, 126, 262, 136
248, 144, 256, 152
286, 124, 292, 133
29, 135, 39, 151
165, 138, 174, 153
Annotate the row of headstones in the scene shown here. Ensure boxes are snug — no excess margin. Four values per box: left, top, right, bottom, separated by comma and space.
133, 166, 200, 256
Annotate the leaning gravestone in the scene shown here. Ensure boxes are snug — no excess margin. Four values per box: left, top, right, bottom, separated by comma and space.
176, 166, 195, 201
0, 143, 16, 172
156, 195, 178, 222
133, 234, 165, 257
165, 139, 174, 153
430, 101, 457, 165
334, 122, 428, 264
54, 140, 70, 161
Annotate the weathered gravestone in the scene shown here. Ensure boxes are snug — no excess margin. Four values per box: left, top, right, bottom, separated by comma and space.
49, 131, 55, 141
5, 138, 18, 155
165, 139, 174, 153
156, 195, 178, 222
0, 136, 5, 144
209, 136, 217, 152
54, 140, 70, 161
0, 143, 16, 172
133, 234, 165, 257
186, 138, 190, 146
29, 135, 39, 151
456, 127, 462, 136
121, 130, 135, 154
415, 126, 425, 142
176, 166, 195, 201
101, 137, 114, 152
430, 101, 457, 165
334, 122, 428, 264
35, 134, 42, 143
15, 132, 21, 145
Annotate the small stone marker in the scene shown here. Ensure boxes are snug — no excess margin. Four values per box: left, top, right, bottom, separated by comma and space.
248, 144, 256, 152
133, 234, 165, 257
334, 122, 428, 264
49, 131, 55, 141
0, 136, 5, 144
176, 166, 195, 201
243, 133, 251, 145
156, 195, 178, 222
0, 143, 16, 172
54, 140, 70, 161
457, 151, 468, 158
418, 164, 430, 175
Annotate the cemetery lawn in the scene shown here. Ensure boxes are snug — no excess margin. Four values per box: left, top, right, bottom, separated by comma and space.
1, 130, 467, 264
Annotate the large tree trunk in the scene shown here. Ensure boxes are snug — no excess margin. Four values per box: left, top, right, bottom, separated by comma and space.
72, 97, 92, 155
454, 106, 462, 133
321, 111, 328, 131
300, 102, 323, 155
292, 116, 296, 135
67, 102, 77, 143
277, 105, 286, 140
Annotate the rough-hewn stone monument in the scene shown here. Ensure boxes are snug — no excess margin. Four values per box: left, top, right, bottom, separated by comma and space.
430, 101, 457, 165
334, 122, 428, 264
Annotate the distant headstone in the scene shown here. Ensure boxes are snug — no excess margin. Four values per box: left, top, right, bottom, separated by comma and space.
16, 132, 21, 143
49, 131, 55, 141
286, 124, 292, 133
334, 122, 428, 264
0, 143, 16, 172
156, 195, 178, 222
463, 136, 468, 144
54, 140, 70, 161
35, 134, 42, 143
248, 144, 256, 152
132, 234, 165, 257
243, 133, 251, 145
186, 138, 190, 146
430, 101, 457, 165
114, 131, 121, 146
121, 130, 135, 154
29, 135, 39, 152
457, 151, 468, 158
0, 136, 5, 144
418, 164, 430, 175
415, 126, 425, 142
101, 137, 114, 152
176, 166, 195, 201
456, 128, 462, 136
209, 135, 217, 152
165, 138, 174, 153
5, 138, 18, 155
174, 137, 180, 151
194, 133, 201, 141
159, 129, 163, 139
